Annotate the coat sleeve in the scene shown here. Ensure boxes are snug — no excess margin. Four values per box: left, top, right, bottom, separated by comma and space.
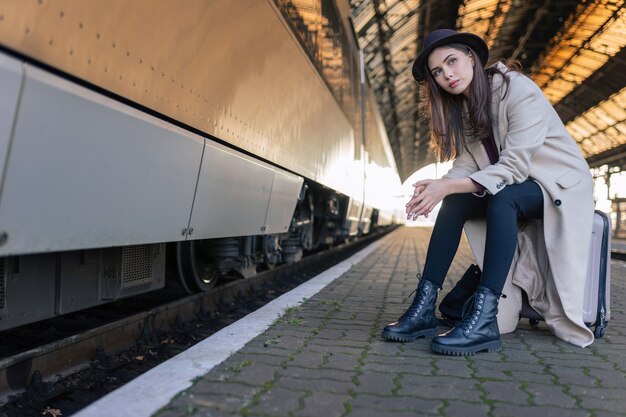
442, 147, 479, 180
469, 73, 548, 195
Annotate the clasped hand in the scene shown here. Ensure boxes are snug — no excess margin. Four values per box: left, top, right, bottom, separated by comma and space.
405, 178, 450, 221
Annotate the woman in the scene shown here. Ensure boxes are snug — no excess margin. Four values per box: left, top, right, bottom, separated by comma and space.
381, 29, 595, 355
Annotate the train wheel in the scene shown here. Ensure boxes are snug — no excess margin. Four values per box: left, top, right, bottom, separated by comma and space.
262, 234, 282, 269
176, 240, 220, 293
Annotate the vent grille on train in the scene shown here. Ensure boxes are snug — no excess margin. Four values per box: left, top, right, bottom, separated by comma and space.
120, 245, 154, 297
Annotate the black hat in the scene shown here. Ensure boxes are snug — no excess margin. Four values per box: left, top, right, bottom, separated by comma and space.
412, 29, 489, 81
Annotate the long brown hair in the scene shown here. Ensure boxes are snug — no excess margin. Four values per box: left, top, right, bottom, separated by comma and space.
421, 43, 514, 161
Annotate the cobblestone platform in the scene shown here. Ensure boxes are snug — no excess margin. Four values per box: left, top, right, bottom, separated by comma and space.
156, 227, 626, 417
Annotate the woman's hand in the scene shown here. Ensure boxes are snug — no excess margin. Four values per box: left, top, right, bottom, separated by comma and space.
405, 178, 452, 220
405, 178, 481, 220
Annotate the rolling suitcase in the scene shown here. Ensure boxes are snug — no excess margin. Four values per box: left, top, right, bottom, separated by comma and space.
520, 210, 611, 337
441, 210, 611, 338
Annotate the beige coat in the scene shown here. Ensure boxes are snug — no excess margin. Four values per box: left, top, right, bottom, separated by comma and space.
443, 62, 595, 347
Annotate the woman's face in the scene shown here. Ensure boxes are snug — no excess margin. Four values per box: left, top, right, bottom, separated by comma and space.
427, 46, 474, 97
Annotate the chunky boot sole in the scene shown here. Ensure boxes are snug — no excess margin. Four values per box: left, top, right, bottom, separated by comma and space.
381, 327, 437, 342
430, 339, 502, 356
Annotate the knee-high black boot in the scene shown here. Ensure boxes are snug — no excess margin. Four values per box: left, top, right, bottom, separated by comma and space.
381, 278, 439, 342
430, 286, 501, 355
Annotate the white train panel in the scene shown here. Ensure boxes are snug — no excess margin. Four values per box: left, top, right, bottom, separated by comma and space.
264, 171, 305, 234
0, 54, 22, 192
0, 0, 360, 198
0, 64, 203, 256
189, 143, 302, 239
0, 61, 304, 256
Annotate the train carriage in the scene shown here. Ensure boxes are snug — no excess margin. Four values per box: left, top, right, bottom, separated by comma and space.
0, 0, 402, 330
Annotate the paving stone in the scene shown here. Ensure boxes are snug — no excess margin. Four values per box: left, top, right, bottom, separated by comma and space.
235, 345, 295, 356
360, 361, 406, 373
568, 385, 626, 401
321, 322, 371, 331
590, 411, 626, 417
275, 376, 353, 393
280, 366, 354, 382
542, 357, 615, 370
594, 369, 626, 384
250, 333, 307, 350
503, 370, 556, 384
322, 352, 361, 371
470, 358, 546, 376
227, 351, 288, 366
341, 329, 372, 342
304, 344, 364, 357
350, 393, 442, 414
299, 391, 350, 417
576, 397, 626, 414
441, 400, 491, 417
367, 341, 404, 356
158, 403, 224, 417
547, 366, 599, 384
398, 384, 483, 402
525, 383, 578, 407
400, 344, 442, 360
332, 311, 363, 320
168, 392, 248, 414
352, 372, 397, 395
480, 380, 529, 405
245, 387, 304, 415
363, 353, 417, 366
284, 352, 323, 368
226, 362, 282, 386
324, 319, 374, 327
490, 403, 591, 417
191, 380, 256, 397
347, 406, 438, 417
301, 337, 363, 348
432, 358, 474, 378
262, 326, 313, 339
313, 328, 346, 340
399, 359, 442, 376
401, 374, 481, 390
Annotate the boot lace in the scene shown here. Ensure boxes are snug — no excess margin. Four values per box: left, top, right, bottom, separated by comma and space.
457, 290, 507, 334
458, 292, 484, 334
400, 274, 430, 319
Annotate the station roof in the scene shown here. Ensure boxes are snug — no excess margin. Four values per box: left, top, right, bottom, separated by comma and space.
348, 0, 626, 181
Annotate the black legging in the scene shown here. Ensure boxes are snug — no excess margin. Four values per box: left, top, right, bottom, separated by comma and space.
422, 180, 544, 294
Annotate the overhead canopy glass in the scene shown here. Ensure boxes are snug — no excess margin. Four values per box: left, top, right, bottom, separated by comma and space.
531, 1, 626, 104
567, 86, 626, 158
457, 0, 512, 48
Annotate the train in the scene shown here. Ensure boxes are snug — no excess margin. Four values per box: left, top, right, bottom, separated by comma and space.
0, 0, 402, 331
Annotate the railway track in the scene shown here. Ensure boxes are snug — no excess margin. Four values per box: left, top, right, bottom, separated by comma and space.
0, 229, 391, 415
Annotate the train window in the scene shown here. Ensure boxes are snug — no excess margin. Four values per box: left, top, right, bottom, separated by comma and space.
274, 0, 359, 120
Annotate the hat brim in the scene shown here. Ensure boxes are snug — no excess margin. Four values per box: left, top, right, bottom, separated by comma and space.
412, 33, 489, 82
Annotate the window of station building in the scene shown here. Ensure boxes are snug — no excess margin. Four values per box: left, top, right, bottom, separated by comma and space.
274, 0, 358, 116
592, 165, 626, 238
